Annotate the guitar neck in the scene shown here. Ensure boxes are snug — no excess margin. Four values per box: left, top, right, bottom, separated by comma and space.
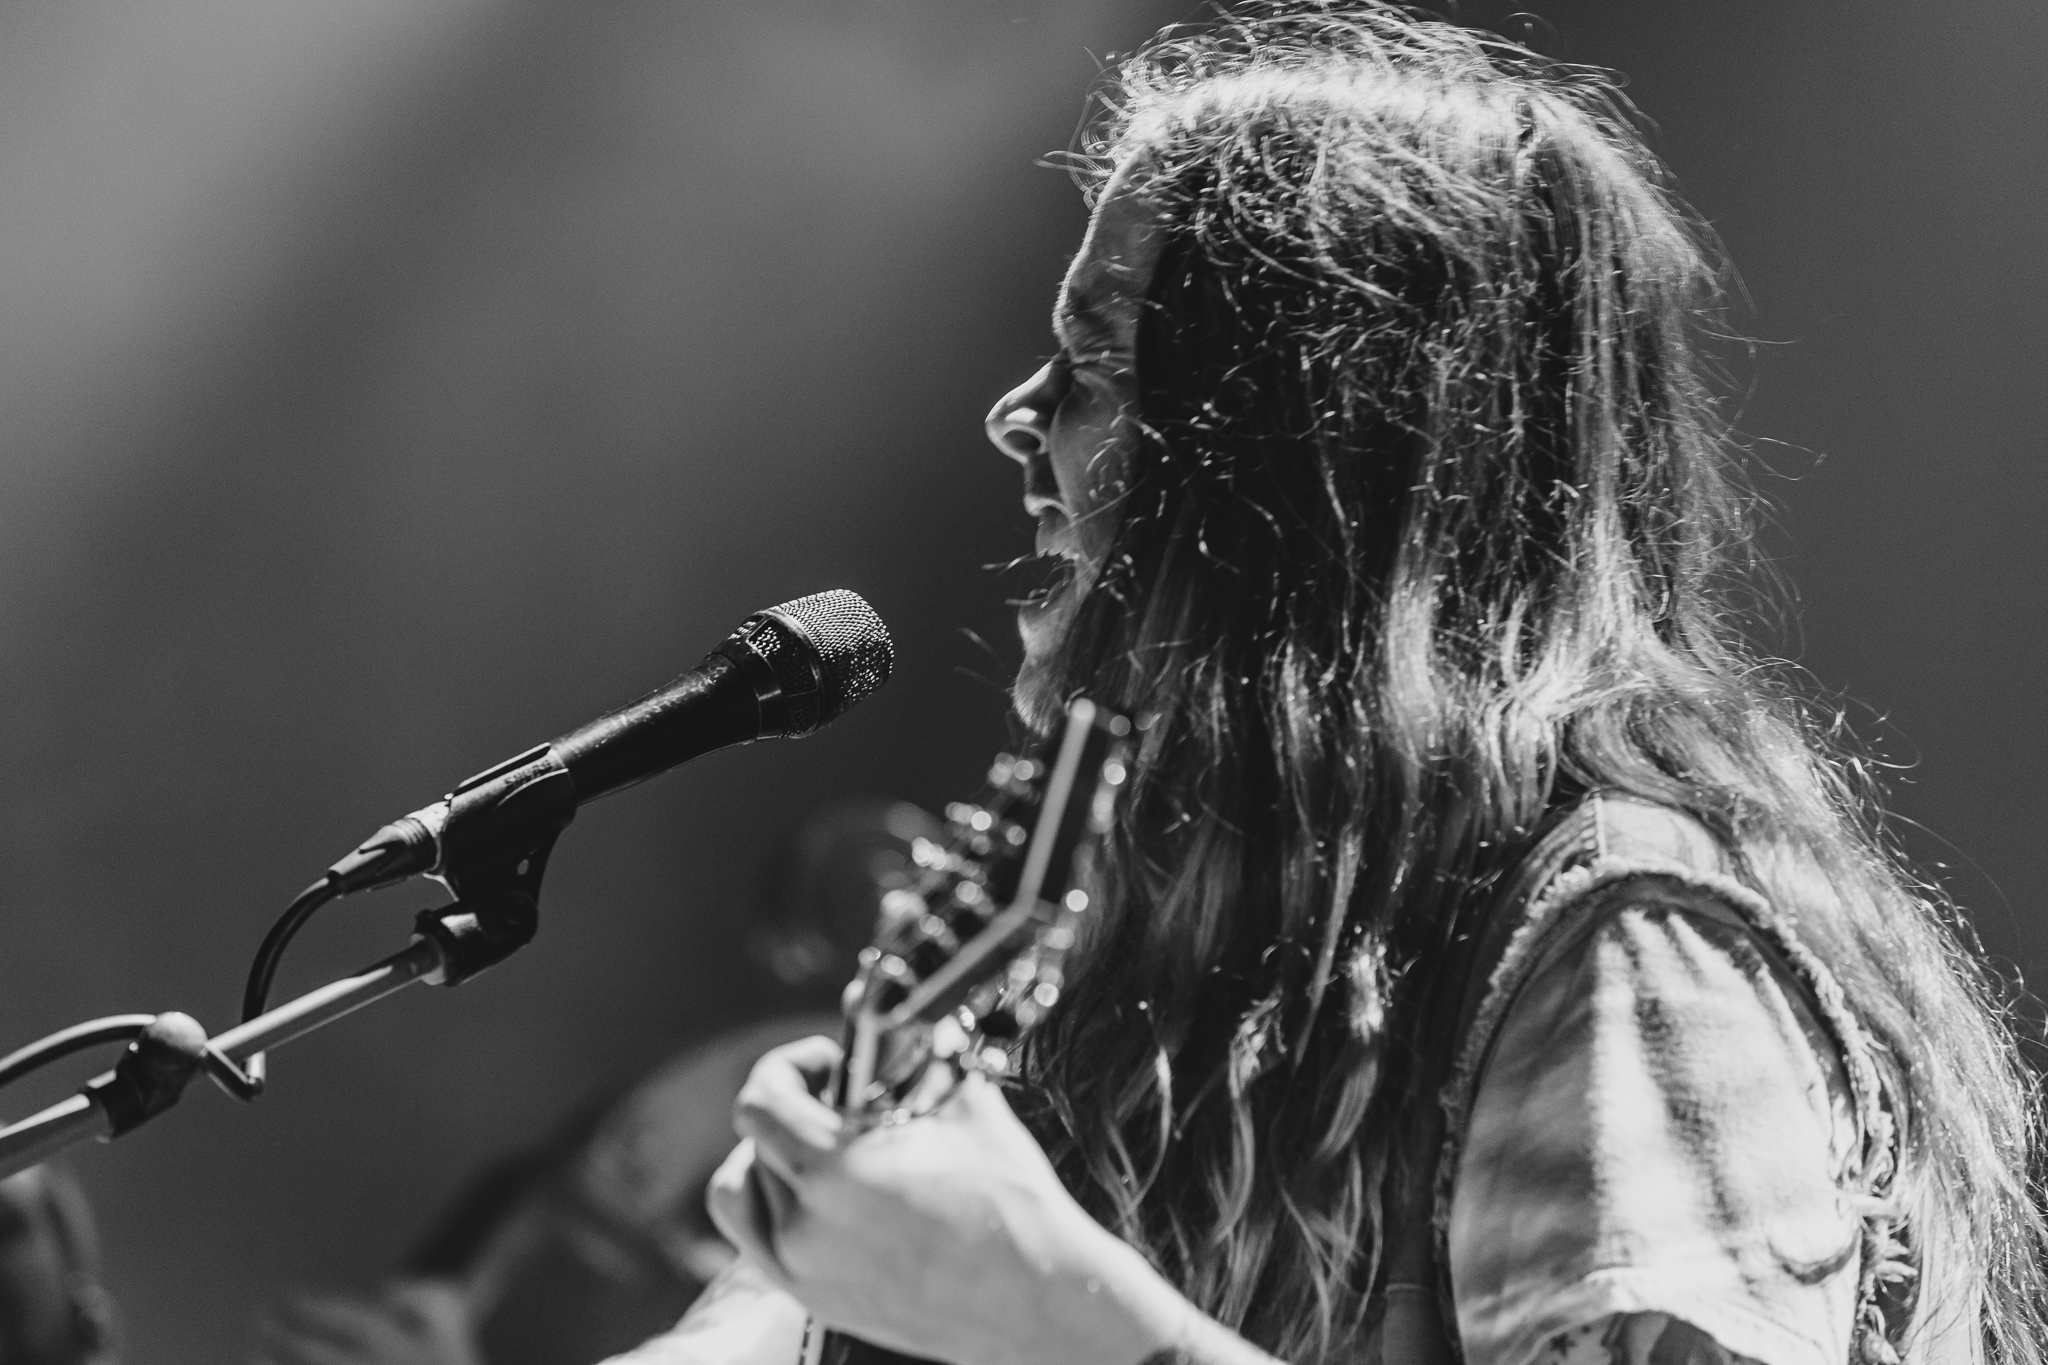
793, 699, 1132, 1365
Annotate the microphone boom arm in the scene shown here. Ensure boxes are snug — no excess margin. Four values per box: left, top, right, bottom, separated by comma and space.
0, 931, 448, 1182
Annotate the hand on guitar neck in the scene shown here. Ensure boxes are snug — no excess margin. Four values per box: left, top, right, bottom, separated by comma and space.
675, 705, 1273, 1365
702, 1036, 1189, 1365
665, 704, 1179, 1365
607, 706, 1283, 1365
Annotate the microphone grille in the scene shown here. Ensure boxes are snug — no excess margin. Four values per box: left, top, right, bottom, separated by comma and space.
759, 589, 894, 737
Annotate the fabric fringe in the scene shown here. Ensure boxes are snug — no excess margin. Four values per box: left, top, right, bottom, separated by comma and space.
1432, 793, 1912, 1363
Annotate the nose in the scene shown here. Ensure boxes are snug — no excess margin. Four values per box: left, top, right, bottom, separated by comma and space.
984, 362, 1064, 466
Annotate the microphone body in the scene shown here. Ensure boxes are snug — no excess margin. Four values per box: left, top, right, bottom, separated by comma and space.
325, 591, 892, 896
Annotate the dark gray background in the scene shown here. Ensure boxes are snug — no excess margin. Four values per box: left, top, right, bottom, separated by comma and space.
0, 3, 2037, 1360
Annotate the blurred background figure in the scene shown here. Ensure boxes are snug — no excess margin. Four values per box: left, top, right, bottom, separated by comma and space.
250, 797, 941, 1365
0, 1165, 119, 1365
745, 799, 947, 995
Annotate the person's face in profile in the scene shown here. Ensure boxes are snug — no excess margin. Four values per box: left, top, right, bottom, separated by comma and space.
984, 163, 1164, 716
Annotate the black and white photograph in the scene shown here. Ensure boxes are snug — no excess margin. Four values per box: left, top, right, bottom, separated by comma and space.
0, 4, 2040, 1364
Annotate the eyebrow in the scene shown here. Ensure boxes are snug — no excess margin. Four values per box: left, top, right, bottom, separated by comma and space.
1053, 290, 1115, 349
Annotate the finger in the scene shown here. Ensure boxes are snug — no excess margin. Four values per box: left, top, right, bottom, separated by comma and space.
904, 1054, 964, 1115
740, 1036, 844, 1109
706, 1140, 797, 1293
753, 1145, 804, 1230
938, 1067, 1008, 1120
769, 1034, 845, 1092
738, 1109, 831, 1189
734, 1055, 844, 1178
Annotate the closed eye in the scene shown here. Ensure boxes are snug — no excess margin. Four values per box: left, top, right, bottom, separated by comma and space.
1063, 345, 1135, 386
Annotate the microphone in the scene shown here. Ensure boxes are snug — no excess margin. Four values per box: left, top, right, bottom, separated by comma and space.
322, 589, 893, 896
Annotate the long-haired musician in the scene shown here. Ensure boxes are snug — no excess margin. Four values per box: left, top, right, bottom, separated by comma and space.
698, 8, 2048, 1365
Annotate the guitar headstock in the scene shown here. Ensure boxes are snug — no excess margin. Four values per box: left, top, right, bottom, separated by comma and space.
834, 698, 1132, 1124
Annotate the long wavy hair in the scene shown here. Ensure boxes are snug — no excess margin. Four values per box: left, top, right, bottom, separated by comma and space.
1013, 8, 2046, 1365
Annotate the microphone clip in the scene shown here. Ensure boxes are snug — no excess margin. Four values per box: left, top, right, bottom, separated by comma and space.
413, 744, 579, 986
412, 875, 546, 988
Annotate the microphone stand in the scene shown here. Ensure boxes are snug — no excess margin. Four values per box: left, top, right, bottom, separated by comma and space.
0, 587, 889, 1184
0, 939, 445, 1179
0, 823, 564, 1183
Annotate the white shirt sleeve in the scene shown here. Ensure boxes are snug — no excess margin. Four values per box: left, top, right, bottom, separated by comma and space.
1447, 888, 1865, 1365
599, 1258, 809, 1365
